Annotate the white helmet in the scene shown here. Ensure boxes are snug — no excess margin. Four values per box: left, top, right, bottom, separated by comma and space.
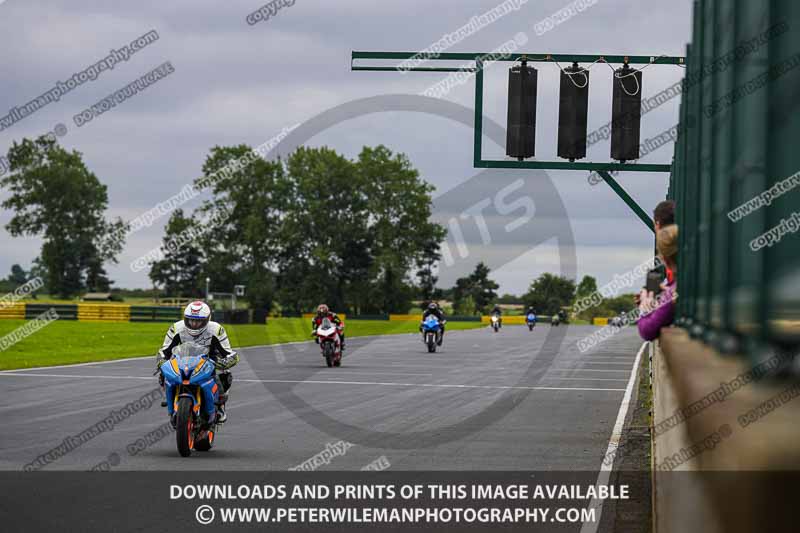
183, 301, 211, 337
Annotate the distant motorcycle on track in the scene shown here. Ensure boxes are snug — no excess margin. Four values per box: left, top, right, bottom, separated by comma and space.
159, 343, 220, 457
315, 317, 343, 367
490, 314, 501, 333
421, 315, 443, 353
526, 312, 537, 331
551, 314, 561, 327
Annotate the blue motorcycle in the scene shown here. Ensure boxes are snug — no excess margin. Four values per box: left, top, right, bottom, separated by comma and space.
160, 343, 220, 457
526, 312, 537, 331
421, 315, 442, 353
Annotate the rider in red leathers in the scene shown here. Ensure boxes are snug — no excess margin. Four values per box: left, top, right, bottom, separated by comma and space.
311, 304, 345, 351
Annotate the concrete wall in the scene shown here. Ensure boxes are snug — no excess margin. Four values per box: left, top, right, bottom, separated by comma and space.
652, 328, 800, 533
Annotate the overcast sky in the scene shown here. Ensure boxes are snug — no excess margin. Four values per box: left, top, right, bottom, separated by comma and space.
0, 0, 694, 294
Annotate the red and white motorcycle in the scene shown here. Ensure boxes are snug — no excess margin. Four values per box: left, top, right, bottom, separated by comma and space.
315, 317, 343, 367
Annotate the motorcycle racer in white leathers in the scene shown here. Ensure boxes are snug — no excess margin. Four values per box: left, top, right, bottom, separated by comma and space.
156, 301, 239, 423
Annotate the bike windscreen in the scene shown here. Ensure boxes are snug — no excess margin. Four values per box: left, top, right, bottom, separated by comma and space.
172, 342, 208, 359
321, 318, 332, 329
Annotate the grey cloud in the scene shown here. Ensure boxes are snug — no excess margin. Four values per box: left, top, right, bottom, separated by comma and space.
0, 0, 693, 291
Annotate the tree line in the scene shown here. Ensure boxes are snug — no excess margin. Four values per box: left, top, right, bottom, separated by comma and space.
149, 144, 445, 314
1, 137, 444, 313
1, 136, 636, 318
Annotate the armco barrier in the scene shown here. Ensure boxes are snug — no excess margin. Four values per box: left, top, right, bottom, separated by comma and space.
129, 306, 182, 323
0, 303, 25, 320
389, 314, 421, 321
252, 308, 269, 324
216, 310, 250, 325
482, 315, 527, 325
25, 303, 77, 320
447, 315, 482, 322
77, 303, 130, 322
480, 315, 552, 325
302, 313, 347, 320
593, 317, 610, 326
346, 314, 389, 321
1, 306, 504, 324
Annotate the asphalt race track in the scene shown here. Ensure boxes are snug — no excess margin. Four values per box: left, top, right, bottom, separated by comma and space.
0, 325, 643, 472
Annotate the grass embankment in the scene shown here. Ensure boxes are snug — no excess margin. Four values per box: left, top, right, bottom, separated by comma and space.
0, 318, 483, 370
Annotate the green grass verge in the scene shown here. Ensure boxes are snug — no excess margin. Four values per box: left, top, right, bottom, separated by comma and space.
0, 318, 483, 370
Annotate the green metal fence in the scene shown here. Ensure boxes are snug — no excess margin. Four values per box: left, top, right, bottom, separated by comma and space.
129, 306, 182, 323
669, 0, 800, 357
24, 304, 77, 321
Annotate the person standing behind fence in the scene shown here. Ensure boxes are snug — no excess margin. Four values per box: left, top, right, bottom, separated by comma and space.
638, 225, 678, 341
635, 200, 676, 308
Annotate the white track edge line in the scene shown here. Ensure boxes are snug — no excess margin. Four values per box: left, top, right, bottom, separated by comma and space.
0, 372, 625, 392
579, 341, 648, 533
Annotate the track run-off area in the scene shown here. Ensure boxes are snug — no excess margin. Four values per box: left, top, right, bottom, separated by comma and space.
0, 325, 643, 472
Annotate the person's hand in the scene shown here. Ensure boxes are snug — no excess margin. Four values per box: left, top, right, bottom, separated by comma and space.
639, 290, 657, 314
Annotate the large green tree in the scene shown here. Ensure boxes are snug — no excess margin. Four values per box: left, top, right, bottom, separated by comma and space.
523, 273, 576, 316
149, 209, 205, 297
7, 264, 28, 286
416, 239, 442, 305
574, 275, 604, 321
576, 275, 598, 301
357, 146, 446, 313
276, 146, 370, 314
188, 143, 445, 315
1, 137, 124, 298
194, 145, 285, 311
452, 262, 499, 314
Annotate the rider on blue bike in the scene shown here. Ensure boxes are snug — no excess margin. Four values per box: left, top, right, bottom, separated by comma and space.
156, 301, 239, 424
420, 302, 446, 345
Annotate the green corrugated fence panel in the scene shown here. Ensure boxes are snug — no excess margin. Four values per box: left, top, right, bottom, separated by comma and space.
764, 0, 800, 344
446, 316, 482, 322
24, 304, 78, 320
709, 0, 736, 332
728, 0, 771, 341
345, 314, 389, 321
129, 306, 182, 322
671, 0, 800, 353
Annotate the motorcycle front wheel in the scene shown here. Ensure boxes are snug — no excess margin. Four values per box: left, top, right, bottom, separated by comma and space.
176, 397, 194, 457
427, 334, 436, 353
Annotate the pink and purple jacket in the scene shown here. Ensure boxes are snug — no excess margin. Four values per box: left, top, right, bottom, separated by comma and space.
637, 281, 676, 341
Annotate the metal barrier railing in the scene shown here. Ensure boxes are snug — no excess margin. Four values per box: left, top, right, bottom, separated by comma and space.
668, 0, 800, 360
